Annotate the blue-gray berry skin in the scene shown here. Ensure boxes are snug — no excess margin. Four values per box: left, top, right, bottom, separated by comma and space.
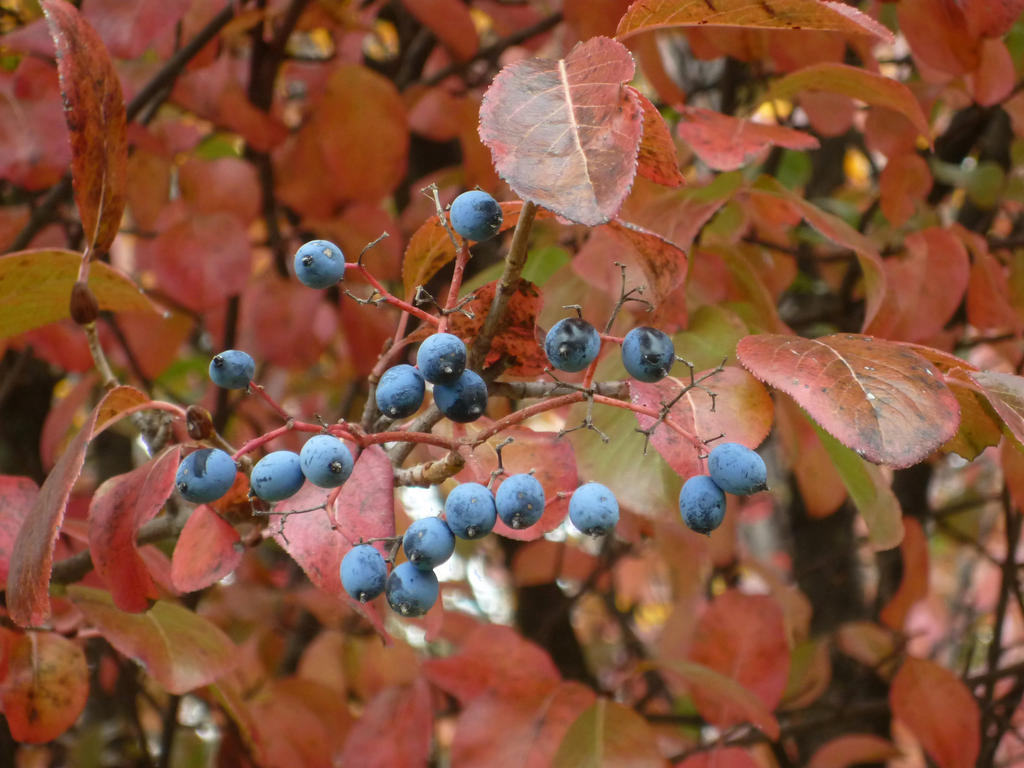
341, 544, 387, 602
708, 442, 768, 495
176, 448, 237, 503
376, 364, 426, 419
386, 562, 439, 616
495, 473, 545, 530
417, 333, 467, 385
449, 190, 503, 242
299, 434, 353, 488
250, 450, 305, 502
569, 482, 619, 536
444, 482, 497, 539
434, 369, 488, 423
403, 517, 456, 571
621, 327, 675, 383
209, 349, 255, 389
544, 318, 601, 373
294, 239, 346, 289
679, 475, 726, 535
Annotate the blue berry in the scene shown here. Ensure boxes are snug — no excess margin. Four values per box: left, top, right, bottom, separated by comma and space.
708, 442, 768, 495
175, 448, 237, 503
250, 450, 305, 502
417, 333, 467, 385
569, 482, 619, 536
495, 473, 545, 530
376, 364, 426, 419
403, 517, 456, 570
444, 482, 497, 539
386, 561, 439, 616
449, 190, 503, 242
299, 434, 353, 488
434, 369, 488, 423
679, 475, 726, 535
294, 239, 346, 289
622, 327, 675, 383
544, 318, 601, 373
209, 349, 255, 389
341, 544, 387, 602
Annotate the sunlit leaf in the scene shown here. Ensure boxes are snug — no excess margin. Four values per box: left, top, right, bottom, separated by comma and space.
170, 503, 242, 594
634, 90, 684, 186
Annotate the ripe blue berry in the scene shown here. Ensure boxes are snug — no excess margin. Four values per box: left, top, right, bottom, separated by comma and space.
417, 333, 467, 385
376, 364, 426, 419
708, 442, 768, 495
294, 239, 346, 289
341, 544, 387, 602
434, 369, 488, 423
299, 434, 353, 488
444, 482, 497, 539
621, 326, 675, 383
386, 561, 439, 616
495, 473, 545, 530
403, 517, 456, 570
679, 475, 727, 535
250, 450, 305, 502
176, 448, 237, 503
544, 318, 601, 372
209, 349, 255, 389
449, 190, 503, 242
569, 482, 619, 536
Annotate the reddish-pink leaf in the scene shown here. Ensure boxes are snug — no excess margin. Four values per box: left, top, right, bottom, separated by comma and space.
0, 477, 38, 584
603, 220, 688, 306
879, 154, 932, 229
616, 0, 893, 42
676, 106, 818, 171
0, 57, 71, 191
634, 89, 684, 187
898, 0, 980, 76
970, 38, 1015, 107
0, 249, 158, 341
775, 398, 846, 518
969, 371, 1024, 446
512, 540, 598, 587
967, 248, 1019, 331
807, 734, 901, 768
689, 591, 789, 726
452, 682, 596, 768
630, 367, 773, 481
271, 482, 341, 595
1, 631, 88, 743
736, 334, 960, 468
662, 659, 780, 739
401, 0, 478, 60
42, 0, 127, 256
333, 444, 396, 554
83, 0, 190, 59
93, 385, 151, 436
676, 749, 759, 768
865, 227, 968, 343
69, 585, 238, 694
890, 657, 980, 768
553, 698, 667, 768
88, 447, 179, 613
963, 0, 1024, 38
879, 517, 928, 630
422, 624, 560, 702
479, 37, 643, 226
339, 679, 432, 768
178, 157, 260, 224
170, 504, 243, 594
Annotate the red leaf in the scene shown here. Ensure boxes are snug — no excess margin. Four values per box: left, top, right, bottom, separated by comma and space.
775, 398, 846, 518
676, 749, 759, 768
963, 0, 1024, 38
0, 58, 71, 190
630, 367, 773, 481
970, 38, 1015, 107
552, 698, 668, 768
969, 371, 1024, 446
865, 227, 968, 343
170, 505, 243, 594
83, 0, 190, 59
676, 106, 818, 172
634, 89, 684, 187
452, 682, 596, 768
333, 444, 396, 553
69, 585, 238, 694
689, 591, 789, 726
512, 540, 598, 587
662, 660, 780, 739
898, 0, 980, 76
338, 679, 432, 768
237, 275, 338, 370
42, 0, 127, 256
0, 477, 38, 584
401, 0, 478, 61
271, 482, 341, 595
807, 734, 901, 768
88, 447, 180, 612
178, 157, 260, 223
1, 631, 88, 743
479, 37, 643, 226
422, 624, 560, 702
736, 333, 960, 468
879, 154, 932, 229
603, 220, 688, 307
890, 657, 980, 768
879, 517, 928, 630
0, 249, 158, 341
616, 0, 893, 42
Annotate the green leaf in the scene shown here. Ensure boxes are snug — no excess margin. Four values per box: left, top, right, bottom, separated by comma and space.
553, 698, 666, 768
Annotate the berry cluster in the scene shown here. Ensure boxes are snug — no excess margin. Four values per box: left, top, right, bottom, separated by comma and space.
174, 188, 768, 620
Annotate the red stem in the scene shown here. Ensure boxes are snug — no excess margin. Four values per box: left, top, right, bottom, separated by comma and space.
438, 241, 471, 334
349, 263, 440, 327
